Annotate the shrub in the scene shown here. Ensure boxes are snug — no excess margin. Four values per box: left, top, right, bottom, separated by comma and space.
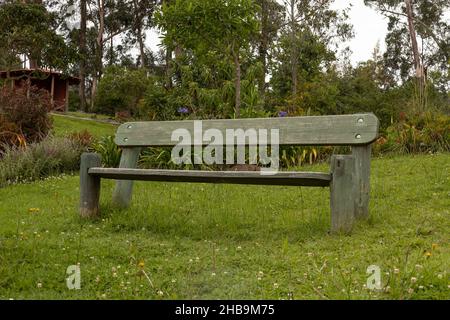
91, 135, 122, 167
0, 136, 85, 187
67, 130, 95, 150
374, 112, 450, 154
0, 84, 52, 150
94, 66, 150, 116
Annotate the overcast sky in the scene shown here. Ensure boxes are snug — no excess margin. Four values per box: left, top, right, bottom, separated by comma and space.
145, 0, 390, 66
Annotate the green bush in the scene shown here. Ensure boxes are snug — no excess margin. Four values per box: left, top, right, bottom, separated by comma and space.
91, 135, 122, 167
94, 66, 150, 116
375, 113, 450, 154
0, 136, 85, 187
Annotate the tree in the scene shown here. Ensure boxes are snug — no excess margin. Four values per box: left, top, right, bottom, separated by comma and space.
255, 0, 284, 102
0, 2, 75, 72
281, 0, 353, 101
157, 0, 259, 118
365, 0, 450, 111
270, 0, 353, 111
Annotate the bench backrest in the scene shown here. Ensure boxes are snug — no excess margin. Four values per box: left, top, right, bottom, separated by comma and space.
115, 113, 379, 147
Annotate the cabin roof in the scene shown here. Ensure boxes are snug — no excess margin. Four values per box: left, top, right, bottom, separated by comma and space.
0, 68, 80, 85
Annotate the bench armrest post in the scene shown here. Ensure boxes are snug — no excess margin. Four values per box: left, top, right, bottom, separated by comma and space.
112, 147, 141, 208
352, 145, 371, 219
80, 153, 102, 218
330, 155, 356, 233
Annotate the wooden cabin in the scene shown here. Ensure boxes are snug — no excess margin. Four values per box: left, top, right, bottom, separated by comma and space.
0, 68, 80, 112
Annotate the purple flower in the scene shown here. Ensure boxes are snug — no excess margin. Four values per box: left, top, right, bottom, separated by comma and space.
278, 111, 288, 117
178, 107, 189, 114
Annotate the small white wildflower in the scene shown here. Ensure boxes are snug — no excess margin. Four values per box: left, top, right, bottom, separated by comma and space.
407, 288, 414, 294
393, 268, 400, 274
37, 282, 42, 288
274, 283, 279, 289
157, 290, 164, 296
437, 274, 443, 279
411, 277, 417, 283
211, 272, 216, 277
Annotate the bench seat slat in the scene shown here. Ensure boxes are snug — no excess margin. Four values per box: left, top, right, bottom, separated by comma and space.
88, 168, 331, 187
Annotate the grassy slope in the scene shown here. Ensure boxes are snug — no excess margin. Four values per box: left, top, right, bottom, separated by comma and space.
0, 153, 448, 300
51, 114, 117, 139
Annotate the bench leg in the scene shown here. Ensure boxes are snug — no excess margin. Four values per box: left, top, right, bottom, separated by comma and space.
330, 155, 355, 233
80, 153, 102, 218
112, 147, 141, 208
352, 145, 371, 219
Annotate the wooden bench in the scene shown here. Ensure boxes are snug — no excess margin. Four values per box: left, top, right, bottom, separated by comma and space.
79, 113, 379, 233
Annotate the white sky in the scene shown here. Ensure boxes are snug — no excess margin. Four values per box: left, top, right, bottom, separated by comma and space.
145, 0, 390, 66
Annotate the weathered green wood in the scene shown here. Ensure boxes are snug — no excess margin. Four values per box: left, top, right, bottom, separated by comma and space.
112, 147, 141, 208
115, 114, 379, 147
330, 155, 355, 233
89, 168, 331, 187
352, 145, 371, 219
80, 153, 102, 218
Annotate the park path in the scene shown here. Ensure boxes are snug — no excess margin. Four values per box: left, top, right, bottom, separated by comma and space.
50, 112, 120, 125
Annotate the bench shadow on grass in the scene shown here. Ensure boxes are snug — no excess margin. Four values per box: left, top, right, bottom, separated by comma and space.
93, 184, 333, 243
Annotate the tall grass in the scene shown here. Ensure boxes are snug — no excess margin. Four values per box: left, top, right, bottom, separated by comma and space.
0, 137, 85, 187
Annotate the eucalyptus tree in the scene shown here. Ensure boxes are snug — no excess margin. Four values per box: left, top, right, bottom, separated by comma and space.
273, 0, 353, 106
255, 0, 284, 100
365, 0, 450, 111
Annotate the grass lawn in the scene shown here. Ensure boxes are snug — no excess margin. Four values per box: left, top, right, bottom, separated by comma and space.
65, 111, 114, 121
0, 153, 448, 300
51, 114, 117, 139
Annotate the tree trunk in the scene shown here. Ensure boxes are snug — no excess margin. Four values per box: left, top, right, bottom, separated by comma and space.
137, 25, 146, 68
79, 0, 87, 111
92, 0, 105, 110
258, 0, 269, 104
405, 0, 425, 111
289, 0, 298, 100
133, 0, 146, 69
233, 52, 241, 118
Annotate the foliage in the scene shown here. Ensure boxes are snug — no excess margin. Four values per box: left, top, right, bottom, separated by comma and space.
0, 2, 76, 71
365, 0, 450, 83
0, 136, 84, 187
94, 66, 151, 116
375, 113, 450, 154
91, 135, 122, 168
156, 0, 260, 116
0, 85, 53, 150
67, 129, 96, 150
